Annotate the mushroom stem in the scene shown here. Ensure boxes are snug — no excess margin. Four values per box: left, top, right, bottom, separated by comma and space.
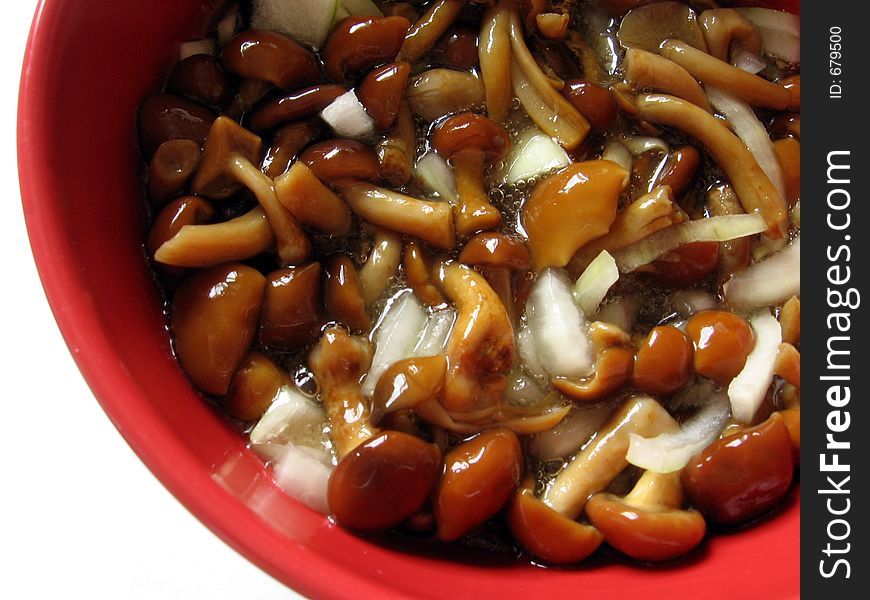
358, 228, 403, 306
699, 8, 762, 62
400, 0, 466, 62
659, 39, 790, 110
633, 93, 787, 239
623, 48, 711, 111
438, 262, 515, 413
452, 149, 502, 236
479, 0, 513, 122
228, 156, 311, 265
622, 470, 683, 509
543, 396, 679, 519
377, 101, 416, 187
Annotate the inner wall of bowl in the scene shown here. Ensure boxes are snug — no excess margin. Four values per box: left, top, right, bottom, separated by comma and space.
22, 0, 799, 597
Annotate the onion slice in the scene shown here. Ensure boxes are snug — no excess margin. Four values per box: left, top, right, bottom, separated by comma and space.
707, 86, 785, 203
362, 290, 428, 396
573, 250, 619, 316
249, 386, 327, 448
413, 308, 456, 357
627, 393, 731, 473
497, 126, 571, 185
272, 444, 333, 515
519, 268, 594, 378
614, 214, 767, 272
732, 49, 767, 74
415, 152, 457, 203
320, 90, 375, 139
724, 235, 800, 310
736, 8, 800, 64
728, 310, 782, 423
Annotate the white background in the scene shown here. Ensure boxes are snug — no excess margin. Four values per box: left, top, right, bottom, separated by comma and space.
1, 2, 303, 598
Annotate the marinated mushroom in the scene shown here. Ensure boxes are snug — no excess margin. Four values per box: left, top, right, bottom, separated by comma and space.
148, 139, 202, 206
586, 470, 706, 562
357, 62, 411, 132
274, 162, 353, 235
404, 242, 446, 307
407, 69, 486, 123
309, 328, 442, 531
220, 30, 319, 89
247, 85, 345, 133
300, 138, 381, 184
191, 116, 310, 265
400, 0, 467, 62
699, 8, 763, 62
458, 231, 531, 321
137, 93, 216, 158
616, 1, 708, 54
358, 228, 403, 306
325, 255, 370, 333
259, 263, 323, 351
376, 101, 416, 187
322, 16, 411, 82
623, 48, 712, 111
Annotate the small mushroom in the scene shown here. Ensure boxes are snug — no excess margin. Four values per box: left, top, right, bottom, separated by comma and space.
458, 232, 531, 322
223, 79, 273, 121
153, 206, 274, 268
399, 0, 466, 63
685, 310, 754, 384
224, 351, 293, 421
543, 396, 679, 519
437, 262, 515, 413
309, 328, 442, 531
586, 470, 706, 562
167, 54, 233, 108
171, 263, 267, 396
651, 145, 701, 197
137, 93, 216, 158
617, 1, 708, 54
633, 94, 787, 239
148, 139, 202, 206
371, 355, 448, 424
262, 119, 328, 179
247, 85, 345, 133
522, 160, 629, 270
561, 80, 618, 132
357, 62, 411, 132
322, 16, 411, 82
274, 162, 353, 236
432, 25, 480, 70
404, 242, 446, 307
681, 412, 794, 525
434, 428, 523, 541
259, 263, 323, 351
339, 182, 456, 249
220, 30, 319, 90
479, 0, 512, 122
299, 139, 381, 184
659, 40, 791, 110
358, 228, 403, 306
147, 196, 215, 269
699, 8, 762, 62
406, 68, 486, 123
553, 322, 634, 402
191, 116, 310, 265
507, 474, 604, 564
623, 48, 712, 111
632, 326, 694, 396
431, 113, 510, 237
325, 255, 370, 333
376, 101, 416, 187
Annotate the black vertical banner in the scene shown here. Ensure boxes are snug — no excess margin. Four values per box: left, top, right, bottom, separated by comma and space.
802, 2, 870, 596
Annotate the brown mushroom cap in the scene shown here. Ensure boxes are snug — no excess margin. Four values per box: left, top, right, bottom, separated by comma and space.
372, 355, 447, 424
137, 93, 216, 159
300, 139, 381, 184
458, 232, 531, 271
586, 471, 706, 562
431, 112, 511, 163
322, 16, 411, 82
327, 430, 442, 531
220, 30, 320, 90
507, 485, 603, 564
248, 85, 345, 133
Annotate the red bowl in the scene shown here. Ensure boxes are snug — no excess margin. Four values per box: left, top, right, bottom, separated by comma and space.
18, 1, 800, 598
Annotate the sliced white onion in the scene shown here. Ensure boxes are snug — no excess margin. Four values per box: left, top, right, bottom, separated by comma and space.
517, 325, 547, 380
573, 250, 619, 316
249, 386, 327, 448
594, 295, 640, 331
627, 393, 731, 473
728, 310, 782, 423
736, 8, 800, 64
497, 126, 571, 185
217, 8, 241, 46
529, 402, 615, 461
179, 39, 215, 60
503, 369, 548, 407
724, 235, 799, 310
601, 141, 633, 174
415, 152, 457, 203
521, 268, 594, 378
670, 289, 717, 317
362, 290, 428, 396
272, 444, 333, 515
341, 0, 383, 16
614, 213, 767, 273
413, 308, 456, 357
252, 0, 340, 49
707, 86, 785, 203
732, 49, 767, 74
621, 136, 670, 156
320, 90, 375, 139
